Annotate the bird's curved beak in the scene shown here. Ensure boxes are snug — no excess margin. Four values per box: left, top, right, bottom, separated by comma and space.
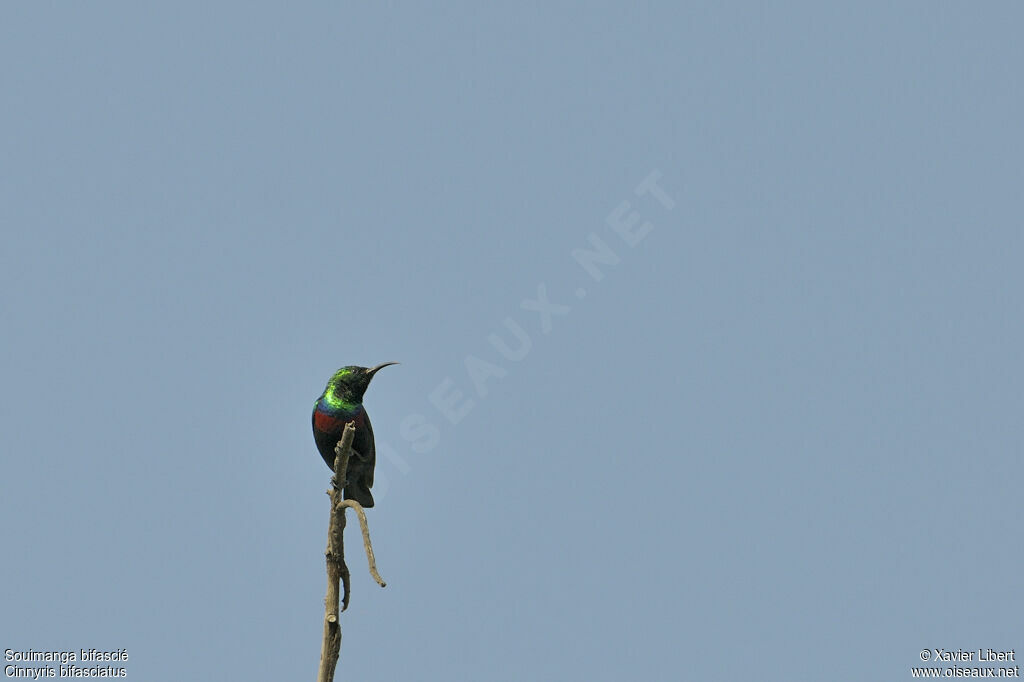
366, 362, 399, 376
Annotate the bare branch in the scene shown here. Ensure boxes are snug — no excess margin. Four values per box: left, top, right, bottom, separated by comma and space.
318, 423, 355, 682
316, 423, 389, 682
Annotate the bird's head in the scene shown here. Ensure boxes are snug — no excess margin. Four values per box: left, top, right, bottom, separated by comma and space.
323, 362, 398, 407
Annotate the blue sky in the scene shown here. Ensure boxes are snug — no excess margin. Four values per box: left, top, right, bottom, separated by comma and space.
2, 3, 1021, 680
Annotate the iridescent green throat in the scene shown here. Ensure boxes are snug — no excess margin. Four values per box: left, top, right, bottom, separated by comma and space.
322, 382, 360, 413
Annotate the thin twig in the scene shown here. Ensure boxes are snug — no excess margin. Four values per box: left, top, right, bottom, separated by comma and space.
339, 500, 387, 588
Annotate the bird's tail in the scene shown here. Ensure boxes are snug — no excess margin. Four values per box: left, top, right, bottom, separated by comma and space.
344, 479, 375, 508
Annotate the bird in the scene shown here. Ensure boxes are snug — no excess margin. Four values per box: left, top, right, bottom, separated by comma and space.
312, 362, 397, 508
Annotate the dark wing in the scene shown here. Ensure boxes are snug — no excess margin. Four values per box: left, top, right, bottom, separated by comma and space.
346, 410, 376, 507
353, 410, 375, 488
